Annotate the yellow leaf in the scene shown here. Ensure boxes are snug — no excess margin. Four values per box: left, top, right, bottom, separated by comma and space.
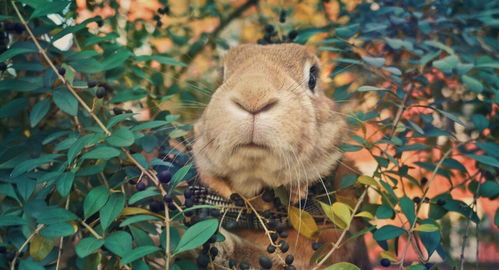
380, 250, 398, 261
357, 175, 379, 187
30, 234, 54, 261
414, 224, 439, 232
288, 206, 319, 239
319, 202, 347, 229
332, 202, 352, 227
121, 207, 164, 219
355, 211, 374, 220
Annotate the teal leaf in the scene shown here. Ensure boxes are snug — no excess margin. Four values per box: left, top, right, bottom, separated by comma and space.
135, 55, 186, 67
373, 225, 405, 241
432, 55, 458, 73
0, 97, 28, 118
82, 146, 121, 160
120, 246, 160, 265
324, 262, 361, 270
107, 127, 135, 147
75, 237, 105, 258
400, 196, 416, 224
0, 79, 39, 92
418, 220, 440, 257
465, 154, 499, 168
129, 187, 160, 204
119, 215, 160, 227
56, 171, 75, 197
335, 24, 359, 39
40, 223, 76, 238
375, 205, 395, 219
478, 181, 499, 199
131, 120, 168, 131
83, 186, 110, 219
37, 208, 77, 224
361, 56, 385, 67
0, 47, 38, 62
53, 90, 78, 116
30, 0, 71, 19
174, 219, 218, 254
461, 75, 484, 93
104, 231, 133, 257
171, 164, 193, 188
0, 215, 28, 226
99, 193, 125, 231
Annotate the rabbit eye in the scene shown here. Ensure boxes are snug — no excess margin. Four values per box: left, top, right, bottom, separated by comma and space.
308, 65, 318, 92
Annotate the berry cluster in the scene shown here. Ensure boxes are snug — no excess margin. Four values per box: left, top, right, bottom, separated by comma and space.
154, 5, 170, 28
257, 24, 298, 45
87, 81, 114, 99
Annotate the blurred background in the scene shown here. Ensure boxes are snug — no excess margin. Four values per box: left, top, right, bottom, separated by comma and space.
71, 0, 498, 268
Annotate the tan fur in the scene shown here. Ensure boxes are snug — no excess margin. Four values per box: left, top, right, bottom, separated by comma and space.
193, 44, 371, 269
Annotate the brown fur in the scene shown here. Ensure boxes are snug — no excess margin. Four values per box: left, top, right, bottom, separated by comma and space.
193, 44, 371, 269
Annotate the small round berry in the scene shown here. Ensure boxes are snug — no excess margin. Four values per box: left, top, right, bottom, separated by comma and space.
262, 188, 274, 202
136, 181, 146, 191
209, 247, 218, 258
279, 240, 289, 253
14, 23, 25, 34
153, 14, 161, 21
96, 86, 106, 98
228, 259, 237, 268
113, 107, 123, 115
421, 177, 428, 185
185, 198, 194, 208
184, 188, 193, 198
279, 231, 288, 238
87, 81, 98, 88
312, 242, 321, 250
288, 30, 298, 41
413, 196, 421, 204
437, 199, 446, 206
276, 222, 286, 233
158, 170, 172, 183
96, 18, 104, 27
259, 255, 272, 269
264, 24, 274, 33
239, 262, 250, 270
380, 258, 391, 267
285, 265, 297, 270
230, 193, 242, 201
279, 10, 287, 23
0, 246, 6, 253
196, 253, 209, 267
285, 254, 294, 265
163, 194, 173, 203
266, 244, 276, 254
150, 201, 164, 212
270, 233, 278, 242
57, 67, 66, 76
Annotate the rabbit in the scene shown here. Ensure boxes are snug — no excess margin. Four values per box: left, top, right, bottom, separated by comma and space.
192, 43, 371, 270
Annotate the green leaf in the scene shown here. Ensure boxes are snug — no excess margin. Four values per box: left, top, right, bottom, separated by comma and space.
53, 90, 78, 116
83, 32, 119, 46
40, 223, 76, 238
0, 47, 38, 62
478, 181, 499, 199
174, 219, 218, 255
339, 174, 357, 189
29, 98, 50, 127
171, 164, 193, 188
82, 146, 121, 160
99, 193, 125, 231
30, 0, 71, 18
120, 246, 160, 265
399, 196, 416, 224
29, 234, 54, 261
418, 220, 440, 256
107, 127, 135, 147
465, 154, 499, 168
84, 186, 110, 219
131, 120, 168, 131
424, 40, 455, 55
120, 215, 160, 227
325, 262, 361, 270
0, 215, 28, 226
461, 75, 484, 93
56, 171, 75, 197
373, 225, 405, 241
106, 113, 135, 129
75, 237, 105, 258
357, 175, 378, 186
335, 24, 359, 39
101, 49, 132, 70
110, 88, 148, 104
18, 258, 44, 270
135, 55, 186, 67
414, 224, 439, 232
435, 109, 464, 126
376, 205, 395, 219
129, 187, 160, 204
432, 55, 459, 73
36, 208, 77, 224
357, 86, 389, 91
11, 154, 63, 177
0, 97, 28, 118
361, 56, 385, 67
0, 79, 39, 92
105, 231, 133, 257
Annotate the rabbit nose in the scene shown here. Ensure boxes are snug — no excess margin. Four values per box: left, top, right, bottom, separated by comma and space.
232, 99, 278, 115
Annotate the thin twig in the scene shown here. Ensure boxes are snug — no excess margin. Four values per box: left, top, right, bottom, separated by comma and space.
10, 224, 45, 270
459, 176, 481, 270
56, 196, 71, 270
81, 221, 102, 239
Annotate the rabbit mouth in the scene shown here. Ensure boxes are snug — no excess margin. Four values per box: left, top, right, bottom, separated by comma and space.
235, 142, 270, 151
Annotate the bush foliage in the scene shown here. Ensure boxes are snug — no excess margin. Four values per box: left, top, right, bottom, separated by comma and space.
0, 0, 497, 270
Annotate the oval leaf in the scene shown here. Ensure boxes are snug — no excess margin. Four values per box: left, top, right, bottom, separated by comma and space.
288, 206, 319, 238
174, 219, 218, 255
75, 237, 104, 258
83, 186, 110, 219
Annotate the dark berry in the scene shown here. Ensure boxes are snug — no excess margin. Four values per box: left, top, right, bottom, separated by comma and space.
421, 177, 428, 185
413, 196, 421, 204
96, 86, 106, 98
312, 242, 321, 250
279, 231, 288, 238
257, 38, 267, 45
0, 63, 7, 71
270, 233, 278, 242
285, 266, 296, 270
0, 246, 6, 253
128, 179, 137, 185
276, 222, 286, 233
14, 23, 25, 34
162, 7, 170, 14
437, 199, 446, 206
158, 170, 172, 183
266, 244, 276, 253
229, 259, 237, 268
259, 255, 272, 269
184, 188, 193, 198
210, 209, 221, 218
136, 181, 146, 191
234, 199, 245, 207
185, 198, 194, 208
380, 258, 391, 267
156, 21, 163, 27
97, 19, 104, 27
196, 253, 209, 267
163, 194, 173, 203
150, 201, 164, 212
5, 252, 15, 260
4, 22, 15, 32
279, 10, 287, 23
285, 254, 294, 265
279, 240, 289, 253
262, 210, 271, 219
239, 262, 250, 270
113, 107, 123, 115
57, 67, 66, 76
230, 193, 242, 201
209, 247, 218, 258
264, 24, 274, 33
262, 188, 274, 202
87, 81, 98, 88
209, 235, 217, 243
288, 30, 298, 41
153, 15, 161, 21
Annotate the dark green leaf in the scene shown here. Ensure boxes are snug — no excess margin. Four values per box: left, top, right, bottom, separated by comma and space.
373, 225, 405, 241
40, 223, 76, 238
129, 187, 160, 204
361, 56, 385, 67
107, 127, 135, 147
29, 98, 50, 127
174, 219, 218, 254
82, 146, 121, 160
465, 154, 499, 168
105, 231, 133, 257
100, 193, 125, 231
0, 47, 38, 62
171, 164, 193, 188
56, 171, 75, 197
120, 246, 160, 265
84, 186, 110, 219
53, 90, 78, 116
399, 196, 416, 224
75, 237, 105, 258
0, 215, 28, 226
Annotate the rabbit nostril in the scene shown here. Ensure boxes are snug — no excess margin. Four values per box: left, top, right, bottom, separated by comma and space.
258, 99, 277, 113
232, 99, 278, 115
